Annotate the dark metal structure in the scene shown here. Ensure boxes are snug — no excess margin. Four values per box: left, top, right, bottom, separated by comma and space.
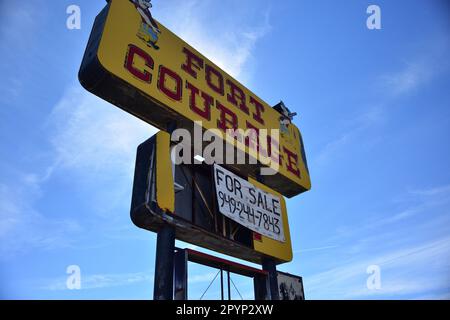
130, 134, 283, 300
153, 225, 176, 300
172, 247, 272, 300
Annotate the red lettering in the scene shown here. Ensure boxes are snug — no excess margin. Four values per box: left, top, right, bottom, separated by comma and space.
181, 47, 204, 79
124, 44, 154, 82
216, 101, 238, 132
186, 82, 213, 120
250, 96, 265, 125
226, 80, 249, 114
245, 121, 261, 153
205, 64, 224, 95
268, 136, 281, 166
283, 147, 300, 178
158, 66, 182, 101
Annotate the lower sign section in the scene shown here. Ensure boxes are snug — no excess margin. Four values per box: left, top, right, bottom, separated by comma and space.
131, 131, 293, 264
214, 165, 285, 242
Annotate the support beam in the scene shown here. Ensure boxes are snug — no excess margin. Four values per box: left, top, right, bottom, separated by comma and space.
227, 270, 231, 300
174, 248, 188, 300
220, 269, 224, 300
262, 258, 279, 300
254, 274, 269, 300
153, 224, 176, 300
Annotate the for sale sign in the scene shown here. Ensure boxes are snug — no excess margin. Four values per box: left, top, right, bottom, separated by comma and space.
214, 165, 285, 242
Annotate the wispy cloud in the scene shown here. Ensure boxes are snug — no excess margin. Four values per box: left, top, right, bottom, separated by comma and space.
408, 184, 450, 198
42, 271, 153, 291
301, 184, 450, 299
45, 86, 156, 218
305, 235, 450, 299
295, 245, 339, 254
0, 85, 156, 257
156, 0, 271, 82
378, 35, 449, 97
47, 86, 154, 176
331, 183, 450, 245
0, 0, 47, 103
315, 36, 449, 166
380, 62, 433, 96
0, 171, 82, 258
314, 106, 384, 166
0, 0, 47, 55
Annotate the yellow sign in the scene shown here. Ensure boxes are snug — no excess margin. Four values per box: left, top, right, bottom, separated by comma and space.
250, 177, 292, 263
79, 0, 311, 197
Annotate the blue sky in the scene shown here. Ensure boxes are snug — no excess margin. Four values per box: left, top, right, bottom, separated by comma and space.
1, 0, 449, 299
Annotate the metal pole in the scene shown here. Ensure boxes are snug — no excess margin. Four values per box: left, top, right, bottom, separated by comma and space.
227, 270, 231, 300
174, 248, 188, 300
262, 258, 279, 300
220, 269, 224, 300
153, 224, 176, 300
253, 274, 269, 300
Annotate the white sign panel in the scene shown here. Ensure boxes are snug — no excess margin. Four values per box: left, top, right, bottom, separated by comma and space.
213, 164, 285, 242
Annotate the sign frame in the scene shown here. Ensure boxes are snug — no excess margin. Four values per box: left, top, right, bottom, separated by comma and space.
277, 271, 305, 300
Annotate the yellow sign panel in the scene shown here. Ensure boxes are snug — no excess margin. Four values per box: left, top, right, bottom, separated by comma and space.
79, 0, 310, 197
249, 177, 292, 263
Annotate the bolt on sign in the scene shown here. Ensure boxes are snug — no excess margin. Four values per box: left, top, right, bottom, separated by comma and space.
79, 0, 311, 198
131, 131, 293, 264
